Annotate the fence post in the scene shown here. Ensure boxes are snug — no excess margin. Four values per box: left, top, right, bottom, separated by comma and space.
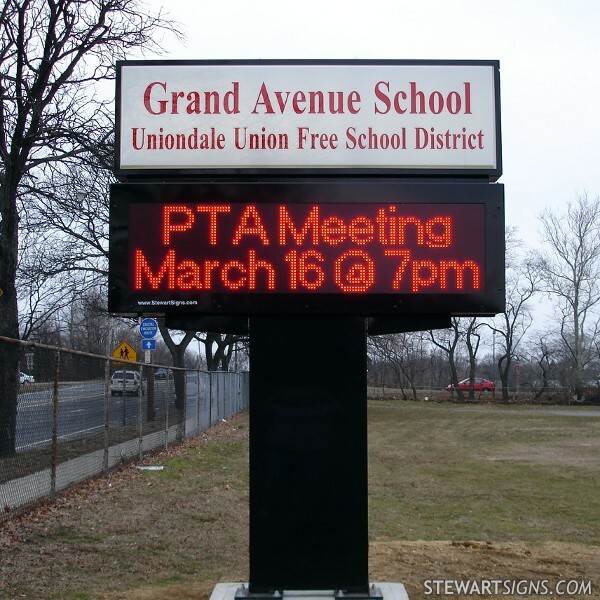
209, 372, 213, 428
138, 363, 144, 460
196, 369, 201, 435
219, 374, 223, 421
181, 368, 186, 442
103, 358, 111, 474
216, 372, 220, 422
164, 370, 171, 450
121, 365, 127, 426
50, 349, 61, 501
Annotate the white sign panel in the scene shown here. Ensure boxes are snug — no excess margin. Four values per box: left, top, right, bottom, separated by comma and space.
116, 61, 501, 178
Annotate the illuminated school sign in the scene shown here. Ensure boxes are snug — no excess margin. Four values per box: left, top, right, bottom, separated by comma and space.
115, 60, 501, 179
108, 182, 505, 316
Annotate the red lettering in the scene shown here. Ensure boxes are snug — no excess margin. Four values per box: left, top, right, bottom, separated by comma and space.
373, 81, 472, 115
142, 82, 240, 115
131, 202, 485, 297
384, 249, 411, 290
284, 250, 325, 290
232, 205, 271, 246
134, 248, 176, 289
348, 217, 375, 245
143, 81, 168, 115
177, 260, 202, 289
221, 261, 246, 290
204, 260, 220, 289
195, 205, 232, 245
297, 127, 339, 149
252, 85, 362, 114
163, 205, 195, 245
252, 83, 275, 114
334, 250, 375, 292
321, 216, 346, 245
248, 250, 276, 289
439, 260, 481, 290
279, 205, 320, 245
412, 260, 438, 292
291, 90, 305, 113
425, 217, 452, 248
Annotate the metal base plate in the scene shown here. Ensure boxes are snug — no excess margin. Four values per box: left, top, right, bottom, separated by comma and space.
210, 583, 409, 600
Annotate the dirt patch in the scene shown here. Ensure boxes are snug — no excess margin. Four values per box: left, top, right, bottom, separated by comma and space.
371, 541, 599, 599
108, 541, 600, 600
118, 581, 217, 600
484, 439, 600, 468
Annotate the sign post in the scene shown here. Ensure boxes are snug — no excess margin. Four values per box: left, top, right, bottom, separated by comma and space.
138, 318, 158, 416
248, 315, 369, 593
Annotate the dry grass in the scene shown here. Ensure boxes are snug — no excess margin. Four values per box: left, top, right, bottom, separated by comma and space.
1, 417, 250, 599
1, 402, 599, 600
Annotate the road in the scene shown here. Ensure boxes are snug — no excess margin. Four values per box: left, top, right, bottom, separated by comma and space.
15, 378, 185, 451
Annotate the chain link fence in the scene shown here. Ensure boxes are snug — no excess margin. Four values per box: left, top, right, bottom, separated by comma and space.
0, 336, 249, 519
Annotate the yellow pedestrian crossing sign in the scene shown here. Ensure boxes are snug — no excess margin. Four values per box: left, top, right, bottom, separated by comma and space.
112, 340, 137, 362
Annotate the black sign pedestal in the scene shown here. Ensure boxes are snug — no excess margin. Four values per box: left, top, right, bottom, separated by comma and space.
205, 316, 406, 600
249, 315, 368, 593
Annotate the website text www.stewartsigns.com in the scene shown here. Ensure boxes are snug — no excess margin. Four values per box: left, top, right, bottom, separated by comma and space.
423, 578, 593, 597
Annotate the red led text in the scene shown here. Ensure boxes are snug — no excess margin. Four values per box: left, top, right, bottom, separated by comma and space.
131, 203, 484, 295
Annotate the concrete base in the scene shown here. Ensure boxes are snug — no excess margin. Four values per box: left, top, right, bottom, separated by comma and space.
209, 583, 409, 600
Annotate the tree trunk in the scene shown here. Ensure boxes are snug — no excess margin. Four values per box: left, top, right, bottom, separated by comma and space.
203, 333, 240, 371
0, 180, 21, 457
448, 357, 464, 401
157, 320, 195, 412
499, 354, 511, 402
0, 343, 20, 458
467, 367, 476, 401
172, 345, 186, 412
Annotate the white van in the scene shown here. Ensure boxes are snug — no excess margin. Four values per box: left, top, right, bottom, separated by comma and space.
110, 370, 144, 395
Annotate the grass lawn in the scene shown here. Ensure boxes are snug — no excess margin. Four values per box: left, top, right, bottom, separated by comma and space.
1, 400, 599, 599
368, 401, 600, 544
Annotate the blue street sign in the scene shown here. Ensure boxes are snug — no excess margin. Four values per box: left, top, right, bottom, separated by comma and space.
142, 339, 156, 351
140, 318, 158, 339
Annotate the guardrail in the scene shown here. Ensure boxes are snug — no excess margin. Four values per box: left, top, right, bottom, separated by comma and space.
0, 336, 249, 518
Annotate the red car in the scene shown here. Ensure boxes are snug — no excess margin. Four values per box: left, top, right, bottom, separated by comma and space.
446, 378, 495, 392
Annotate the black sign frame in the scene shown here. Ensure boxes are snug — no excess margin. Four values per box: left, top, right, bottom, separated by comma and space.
108, 180, 504, 317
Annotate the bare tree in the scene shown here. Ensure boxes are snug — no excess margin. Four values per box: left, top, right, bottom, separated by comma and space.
535, 193, 600, 399
16, 151, 113, 340
0, 0, 180, 456
198, 332, 248, 372
21, 155, 113, 286
430, 318, 464, 400
157, 320, 195, 411
463, 317, 483, 401
485, 229, 541, 401
529, 333, 561, 400
17, 257, 75, 341
368, 332, 430, 400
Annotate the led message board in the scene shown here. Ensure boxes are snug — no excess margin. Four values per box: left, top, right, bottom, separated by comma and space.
115, 60, 501, 180
109, 182, 504, 316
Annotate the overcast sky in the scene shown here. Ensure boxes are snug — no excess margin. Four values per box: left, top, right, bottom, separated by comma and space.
141, 0, 600, 249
